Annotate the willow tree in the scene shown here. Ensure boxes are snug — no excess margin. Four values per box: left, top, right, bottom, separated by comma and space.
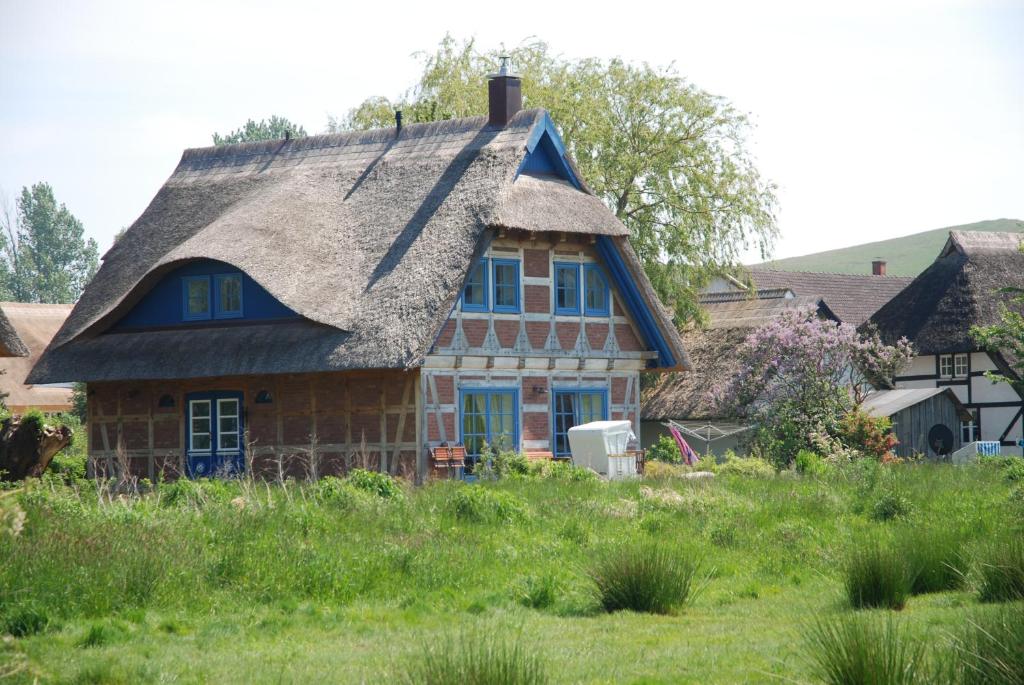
331, 37, 777, 322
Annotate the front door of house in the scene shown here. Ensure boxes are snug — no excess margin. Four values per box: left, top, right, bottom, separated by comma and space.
186, 392, 244, 477
552, 389, 607, 458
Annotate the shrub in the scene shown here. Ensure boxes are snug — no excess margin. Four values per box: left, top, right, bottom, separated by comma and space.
1, 603, 50, 637
493, 451, 530, 479
795, 450, 828, 477
805, 614, 927, 685
899, 528, 968, 595
450, 486, 527, 524
717, 456, 774, 479
977, 538, 1024, 603
837, 409, 898, 459
588, 543, 702, 615
643, 460, 684, 480
845, 541, 909, 610
527, 460, 598, 482
401, 632, 548, 685
313, 476, 362, 508
870, 489, 913, 522
951, 604, 1024, 685
1003, 458, 1024, 483
346, 469, 403, 500
646, 435, 682, 464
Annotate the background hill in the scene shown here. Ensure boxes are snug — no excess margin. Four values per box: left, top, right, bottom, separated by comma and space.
754, 218, 1024, 276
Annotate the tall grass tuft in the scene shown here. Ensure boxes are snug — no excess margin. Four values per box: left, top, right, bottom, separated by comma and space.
402, 633, 547, 685
950, 604, 1024, 685
899, 528, 969, 595
845, 541, 909, 610
805, 614, 928, 685
588, 543, 701, 615
977, 538, 1024, 603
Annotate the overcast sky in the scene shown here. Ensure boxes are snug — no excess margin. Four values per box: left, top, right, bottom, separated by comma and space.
1, 0, 1021, 263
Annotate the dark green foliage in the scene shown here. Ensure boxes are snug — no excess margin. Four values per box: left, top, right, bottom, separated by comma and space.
18, 409, 45, 435
212, 115, 307, 145
845, 542, 909, 610
1, 603, 50, 637
977, 539, 1024, 603
871, 489, 914, 522
313, 476, 360, 508
1003, 459, 1024, 483
346, 469, 403, 499
795, 450, 828, 476
450, 486, 526, 524
589, 543, 701, 615
951, 604, 1024, 685
402, 631, 548, 685
805, 614, 927, 685
899, 528, 968, 595
646, 435, 682, 464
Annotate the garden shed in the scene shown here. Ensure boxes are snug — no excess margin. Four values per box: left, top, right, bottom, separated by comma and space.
859, 387, 972, 459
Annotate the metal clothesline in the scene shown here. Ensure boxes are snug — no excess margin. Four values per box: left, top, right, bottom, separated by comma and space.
663, 419, 754, 455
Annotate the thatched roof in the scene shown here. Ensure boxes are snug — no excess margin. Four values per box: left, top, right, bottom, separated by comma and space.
642, 292, 833, 421
747, 269, 913, 325
0, 305, 28, 358
30, 109, 682, 383
0, 303, 74, 412
868, 231, 1024, 355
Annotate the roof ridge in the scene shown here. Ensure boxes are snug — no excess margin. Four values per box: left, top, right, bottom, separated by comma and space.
749, 267, 913, 280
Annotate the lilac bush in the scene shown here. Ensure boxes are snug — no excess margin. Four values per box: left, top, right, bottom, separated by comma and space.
711, 306, 914, 464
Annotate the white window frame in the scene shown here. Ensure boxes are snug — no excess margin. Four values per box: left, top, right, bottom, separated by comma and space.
961, 409, 979, 443
189, 399, 212, 453
954, 353, 968, 378
939, 354, 954, 378
217, 398, 241, 453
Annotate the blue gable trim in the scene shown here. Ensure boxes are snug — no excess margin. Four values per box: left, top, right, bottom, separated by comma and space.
115, 259, 298, 330
517, 112, 582, 189
595, 236, 676, 369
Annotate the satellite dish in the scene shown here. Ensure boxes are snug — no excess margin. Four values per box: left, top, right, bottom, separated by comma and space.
928, 424, 955, 456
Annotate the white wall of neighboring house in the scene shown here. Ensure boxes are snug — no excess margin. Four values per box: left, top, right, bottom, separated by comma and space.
894, 351, 1024, 456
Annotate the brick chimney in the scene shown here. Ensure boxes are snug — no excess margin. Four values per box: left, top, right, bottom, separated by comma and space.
872, 260, 887, 276
488, 56, 522, 128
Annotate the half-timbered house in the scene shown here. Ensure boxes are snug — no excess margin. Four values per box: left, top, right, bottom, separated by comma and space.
28, 71, 689, 481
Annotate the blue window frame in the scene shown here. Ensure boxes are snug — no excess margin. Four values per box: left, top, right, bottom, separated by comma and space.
214, 274, 243, 318
491, 258, 520, 313
462, 259, 489, 312
584, 264, 610, 316
554, 263, 581, 315
185, 391, 245, 477
182, 276, 211, 321
460, 388, 519, 470
552, 388, 608, 457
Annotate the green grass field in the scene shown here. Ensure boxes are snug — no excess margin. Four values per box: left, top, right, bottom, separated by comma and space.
754, 218, 1023, 276
1, 460, 1022, 684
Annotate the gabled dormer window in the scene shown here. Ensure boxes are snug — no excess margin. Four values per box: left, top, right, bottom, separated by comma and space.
182, 273, 244, 321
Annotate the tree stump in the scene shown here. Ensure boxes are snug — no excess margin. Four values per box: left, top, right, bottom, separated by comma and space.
0, 415, 72, 481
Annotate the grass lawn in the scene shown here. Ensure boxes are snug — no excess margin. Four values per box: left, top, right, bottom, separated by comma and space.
1, 460, 1021, 683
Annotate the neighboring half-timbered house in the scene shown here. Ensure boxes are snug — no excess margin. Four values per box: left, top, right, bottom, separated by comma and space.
869, 231, 1024, 455
28, 71, 689, 481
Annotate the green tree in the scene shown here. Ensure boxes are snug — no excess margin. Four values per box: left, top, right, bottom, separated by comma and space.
212, 115, 307, 145
330, 37, 778, 322
1, 183, 99, 304
972, 263, 1024, 396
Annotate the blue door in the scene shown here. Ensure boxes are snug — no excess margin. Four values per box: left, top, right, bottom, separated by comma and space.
186, 392, 244, 477
552, 389, 607, 458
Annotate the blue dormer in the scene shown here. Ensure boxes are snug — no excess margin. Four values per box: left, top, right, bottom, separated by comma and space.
115, 260, 297, 330
517, 112, 581, 188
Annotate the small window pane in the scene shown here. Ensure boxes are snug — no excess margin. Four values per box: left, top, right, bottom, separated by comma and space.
219, 275, 242, 315
191, 401, 210, 418
192, 434, 211, 451
493, 262, 518, 310
187, 279, 210, 317
192, 417, 210, 433
220, 434, 239, 450
463, 261, 486, 309
556, 265, 579, 313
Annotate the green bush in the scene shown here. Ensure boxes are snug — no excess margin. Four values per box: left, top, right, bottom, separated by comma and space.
951, 604, 1024, 685
646, 435, 682, 464
717, 456, 774, 479
1003, 458, 1024, 483
805, 614, 927, 685
899, 528, 968, 595
346, 469, 403, 499
493, 451, 530, 478
1, 603, 51, 637
450, 486, 527, 524
977, 538, 1024, 603
795, 450, 828, 477
402, 632, 548, 685
870, 489, 913, 522
845, 541, 909, 610
527, 460, 598, 482
588, 543, 702, 615
158, 478, 234, 507
312, 476, 362, 508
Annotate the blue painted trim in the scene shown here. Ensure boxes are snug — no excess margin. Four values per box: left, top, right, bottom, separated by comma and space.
517, 112, 582, 189
490, 258, 521, 314
458, 387, 520, 461
551, 387, 609, 458
461, 259, 489, 312
214, 274, 244, 319
583, 263, 610, 317
185, 390, 245, 478
595, 236, 676, 368
181, 276, 211, 321
553, 262, 581, 315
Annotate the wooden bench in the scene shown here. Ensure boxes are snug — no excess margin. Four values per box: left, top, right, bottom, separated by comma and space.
430, 444, 466, 479
523, 450, 554, 462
